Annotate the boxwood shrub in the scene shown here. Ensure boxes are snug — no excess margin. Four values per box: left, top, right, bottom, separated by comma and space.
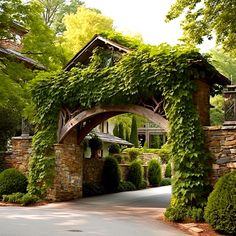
102, 156, 121, 193
0, 168, 28, 196
127, 160, 143, 189
204, 170, 236, 234
148, 159, 161, 187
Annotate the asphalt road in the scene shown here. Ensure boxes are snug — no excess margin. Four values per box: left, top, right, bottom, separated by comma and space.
0, 186, 189, 236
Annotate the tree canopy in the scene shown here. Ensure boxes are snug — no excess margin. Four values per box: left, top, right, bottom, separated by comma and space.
166, 0, 236, 54
62, 6, 113, 55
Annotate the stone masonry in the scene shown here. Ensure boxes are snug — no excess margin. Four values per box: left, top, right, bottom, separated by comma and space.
4, 136, 32, 176
46, 143, 83, 201
204, 126, 236, 183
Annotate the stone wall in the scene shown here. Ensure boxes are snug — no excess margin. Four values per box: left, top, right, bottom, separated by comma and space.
204, 126, 236, 183
83, 158, 104, 184
4, 136, 32, 175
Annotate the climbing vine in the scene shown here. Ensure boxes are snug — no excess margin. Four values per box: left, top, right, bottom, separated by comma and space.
29, 33, 219, 218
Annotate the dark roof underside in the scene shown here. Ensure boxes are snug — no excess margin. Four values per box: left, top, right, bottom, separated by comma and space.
0, 47, 46, 70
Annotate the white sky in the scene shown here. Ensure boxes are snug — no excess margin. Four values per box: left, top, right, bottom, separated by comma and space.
83, 0, 215, 52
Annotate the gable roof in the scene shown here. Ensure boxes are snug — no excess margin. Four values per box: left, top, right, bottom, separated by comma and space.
64, 34, 230, 86
0, 47, 46, 70
64, 34, 130, 71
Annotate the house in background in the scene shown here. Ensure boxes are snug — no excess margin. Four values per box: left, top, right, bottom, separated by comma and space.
0, 21, 45, 70
138, 122, 167, 148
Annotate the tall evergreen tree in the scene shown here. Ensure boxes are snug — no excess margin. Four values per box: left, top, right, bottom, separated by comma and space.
113, 123, 119, 137
130, 116, 139, 147
118, 122, 124, 139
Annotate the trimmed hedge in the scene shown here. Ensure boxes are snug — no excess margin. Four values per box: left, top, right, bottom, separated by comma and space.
204, 170, 236, 234
148, 159, 162, 187
165, 162, 172, 178
127, 160, 143, 189
0, 168, 28, 196
102, 156, 121, 193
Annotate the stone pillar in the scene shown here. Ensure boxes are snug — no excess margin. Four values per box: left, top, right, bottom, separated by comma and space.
47, 128, 83, 201
4, 136, 32, 175
46, 143, 83, 201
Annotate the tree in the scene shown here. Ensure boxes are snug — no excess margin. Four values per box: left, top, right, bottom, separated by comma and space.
166, 0, 236, 54
118, 123, 124, 139
62, 6, 113, 55
35, 0, 85, 34
130, 116, 139, 147
0, 0, 30, 40
209, 49, 236, 83
22, 1, 67, 69
113, 123, 119, 137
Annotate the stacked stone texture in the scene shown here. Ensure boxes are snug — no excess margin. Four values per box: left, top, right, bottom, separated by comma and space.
204, 126, 236, 183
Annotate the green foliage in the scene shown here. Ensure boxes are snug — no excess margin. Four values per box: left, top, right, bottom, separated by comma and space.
102, 156, 121, 193
88, 134, 103, 151
118, 123, 124, 139
112, 154, 122, 164
204, 171, 236, 234
165, 162, 172, 178
166, 0, 236, 55
165, 206, 186, 222
2, 192, 39, 206
209, 49, 236, 83
82, 183, 105, 197
148, 159, 162, 187
140, 179, 148, 189
113, 123, 119, 136
30, 35, 213, 209
108, 144, 120, 155
160, 178, 171, 186
127, 160, 143, 189
130, 116, 139, 147
0, 168, 28, 196
118, 181, 136, 192
126, 148, 140, 162
157, 143, 172, 164
210, 95, 224, 126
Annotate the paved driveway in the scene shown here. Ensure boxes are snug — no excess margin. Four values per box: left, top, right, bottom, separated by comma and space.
0, 186, 189, 236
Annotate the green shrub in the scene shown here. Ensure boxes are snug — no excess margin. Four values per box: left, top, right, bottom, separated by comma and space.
118, 181, 136, 192
108, 144, 120, 154
2, 192, 39, 206
2, 192, 24, 203
148, 159, 162, 187
102, 156, 121, 193
164, 206, 187, 222
156, 143, 172, 164
88, 135, 102, 151
0, 168, 28, 196
160, 178, 171, 186
113, 154, 122, 164
83, 183, 105, 197
204, 171, 236, 234
20, 193, 40, 206
127, 148, 140, 162
165, 162, 172, 178
140, 179, 148, 189
187, 207, 204, 222
127, 160, 143, 189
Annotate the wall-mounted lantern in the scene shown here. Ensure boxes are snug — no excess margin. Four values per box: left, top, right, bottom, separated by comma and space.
224, 85, 236, 125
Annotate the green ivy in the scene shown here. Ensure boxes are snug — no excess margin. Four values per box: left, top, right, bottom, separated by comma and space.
29, 36, 215, 212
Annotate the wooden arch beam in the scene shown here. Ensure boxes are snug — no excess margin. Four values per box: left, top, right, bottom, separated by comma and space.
58, 104, 169, 143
